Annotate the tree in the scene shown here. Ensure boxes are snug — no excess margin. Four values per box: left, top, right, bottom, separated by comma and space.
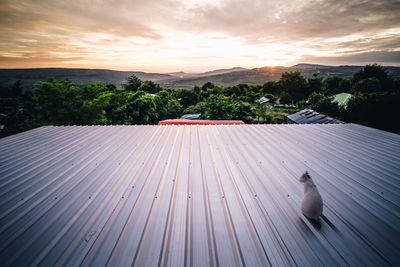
344, 92, 368, 123
254, 101, 267, 123
182, 102, 206, 116
156, 90, 182, 119
307, 74, 323, 94
344, 92, 400, 133
352, 64, 393, 92
262, 81, 280, 95
124, 75, 142, 91
279, 72, 308, 103
0, 81, 33, 137
78, 91, 113, 125
202, 82, 215, 91
33, 78, 79, 125
236, 101, 255, 123
112, 91, 159, 124
204, 95, 237, 120
322, 76, 348, 95
308, 92, 325, 107
223, 85, 241, 98
352, 77, 382, 93
138, 80, 162, 94
280, 91, 292, 104
353, 64, 388, 85
307, 92, 342, 118
174, 89, 199, 108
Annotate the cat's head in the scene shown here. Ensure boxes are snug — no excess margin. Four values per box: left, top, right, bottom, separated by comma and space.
299, 171, 311, 183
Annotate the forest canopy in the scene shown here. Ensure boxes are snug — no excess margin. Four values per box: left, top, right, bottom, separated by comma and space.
1, 64, 399, 137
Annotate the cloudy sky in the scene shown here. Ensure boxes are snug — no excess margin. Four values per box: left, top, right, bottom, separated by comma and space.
1, 0, 399, 72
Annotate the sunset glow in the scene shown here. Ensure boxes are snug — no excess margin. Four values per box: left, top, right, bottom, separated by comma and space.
1, 0, 399, 72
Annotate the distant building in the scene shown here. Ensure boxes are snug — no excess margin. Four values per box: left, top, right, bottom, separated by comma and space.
287, 108, 342, 124
180, 113, 201, 120
332, 93, 352, 109
257, 96, 280, 107
257, 96, 271, 105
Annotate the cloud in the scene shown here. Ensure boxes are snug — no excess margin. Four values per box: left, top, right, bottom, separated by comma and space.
0, 0, 399, 71
172, 0, 400, 47
300, 51, 400, 65
0, 0, 165, 39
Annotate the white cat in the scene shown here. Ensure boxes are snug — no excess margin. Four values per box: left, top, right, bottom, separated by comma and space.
299, 171, 323, 221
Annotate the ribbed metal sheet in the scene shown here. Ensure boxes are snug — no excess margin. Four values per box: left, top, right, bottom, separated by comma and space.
0, 124, 399, 266
287, 109, 342, 124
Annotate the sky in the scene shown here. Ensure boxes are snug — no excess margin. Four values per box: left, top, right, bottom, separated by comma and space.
0, 0, 399, 72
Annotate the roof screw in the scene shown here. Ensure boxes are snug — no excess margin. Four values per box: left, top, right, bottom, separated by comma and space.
188, 195, 191, 198
222, 195, 225, 198
254, 194, 257, 197
89, 196, 91, 199
350, 192, 352, 195
381, 192, 384, 195
287, 194, 290, 197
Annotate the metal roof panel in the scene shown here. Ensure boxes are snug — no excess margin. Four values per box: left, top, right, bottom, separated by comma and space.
0, 124, 399, 266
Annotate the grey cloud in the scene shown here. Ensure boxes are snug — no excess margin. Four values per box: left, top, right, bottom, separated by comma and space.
2, 0, 399, 44
1, 0, 399, 68
175, 0, 400, 44
300, 51, 400, 65
0, 0, 169, 39
335, 36, 400, 51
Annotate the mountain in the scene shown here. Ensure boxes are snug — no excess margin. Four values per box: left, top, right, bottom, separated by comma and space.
0, 68, 174, 91
291, 63, 333, 69
1, 64, 400, 91
166, 72, 197, 78
167, 67, 248, 79
196, 67, 248, 77
161, 67, 286, 89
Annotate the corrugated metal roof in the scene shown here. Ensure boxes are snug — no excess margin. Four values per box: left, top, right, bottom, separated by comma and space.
0, 124, 399, 266
287, 109, 342, 124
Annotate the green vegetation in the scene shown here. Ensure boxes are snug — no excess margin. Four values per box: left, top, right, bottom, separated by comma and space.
1, 64, 399, 137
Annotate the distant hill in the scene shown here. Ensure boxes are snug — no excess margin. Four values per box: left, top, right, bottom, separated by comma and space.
162, 65, 400, 89
1, 64, 400, 91
0, 68, 174, 91
162, 67, 286, 89
196, 67, 248, 77
291, 63, 333, 69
